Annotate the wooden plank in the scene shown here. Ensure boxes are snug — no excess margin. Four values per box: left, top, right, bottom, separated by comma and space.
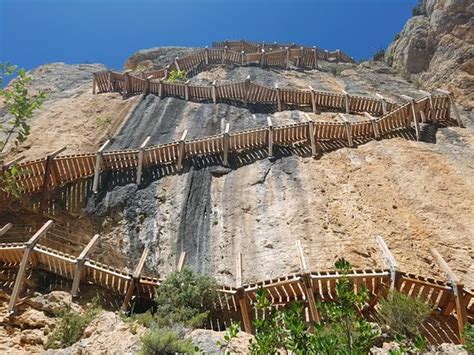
7, 220, 53, 314
136, 136, 151, 186
400, 95, 420, 141
71, 234, 100, 297
267, 117, 273, 157
430, 248, 467, 343
212, 80, 217, 104
308, 120, 317, 156
39, 147, 67, 216
122, 247, 149, 311
296, 240, 307, 272
223, 122, 230, 166
375, 236, 399, 288
92, 140, 111, 193
0, 223, 13, 237
276, 87, 282, 111
177, 252, 186, 272
176, 130, 187, 172
235, 252, 242, 288
342, 90, 350, 113
309, 86, 317, 113
364, 112, 380, 139
375, 93, 387, 115
237, 287, 253, 333
436, 89, 463, 127
338, 114, 354, 147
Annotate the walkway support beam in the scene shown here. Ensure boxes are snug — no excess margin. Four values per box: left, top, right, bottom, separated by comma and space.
436, 89, 463, 127
92, 140, 111, 194
8, 220, 53, 314
122, 247, 149, 311
40, 147, 67, 216
400, 95, 421, 141
338, 114, 354, 148
430, 248, 467, 343
136, 136, 151, 186
71, 234, 100, 297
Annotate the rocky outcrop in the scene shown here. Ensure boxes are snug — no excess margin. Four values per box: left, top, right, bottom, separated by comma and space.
124, 47, 199, 71
386, 0, 473, 107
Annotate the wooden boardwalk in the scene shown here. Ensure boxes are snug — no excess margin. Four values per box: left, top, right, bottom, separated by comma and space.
0, 221, 472, 343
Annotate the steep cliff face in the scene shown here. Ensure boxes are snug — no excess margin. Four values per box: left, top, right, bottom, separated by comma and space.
81, 59, 473, 288
386, 0, 473, 107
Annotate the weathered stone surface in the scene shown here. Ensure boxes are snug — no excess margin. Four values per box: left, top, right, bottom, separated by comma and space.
386, 0, 473, 107
45, 311, 143, 355
124, 46, 200, 71
189, 329, 254, 354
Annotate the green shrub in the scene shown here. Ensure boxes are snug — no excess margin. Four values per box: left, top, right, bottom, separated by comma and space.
394, 33, 401, 41
378, 290, 431, 339
154, 267, 218, 328
373, 49, 386, 62
139, 327, 195, 355
46, 299, 101, 349
248, 258, 379, 354
165, 70, 187, 83
464, 323, 474, 353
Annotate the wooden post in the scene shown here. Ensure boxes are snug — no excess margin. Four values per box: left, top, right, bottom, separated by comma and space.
122, 247, 149, 311
236, 287, 253, 333
430, 248, 467, 343
40, 147, 67, 216
308, 120, 317, 156
241, 51, 245, 66
267, 116, 273, 157
8, 220, 53, 314
92, 74, 96, 95
309, 86, 317, 113
205, 46, 209, 65
375, 236, 401, 289
71, 234, 100, 297
136, 136, 151, 186
164, 65, 169, 80
223, 122, 230, 166
276, 86, 282, 111
244, 75, 251, 106
143, 75, 152, 95
296, 240, 320, 324
177, 252, 186, 272
401, 95, 421, 141
260, 49, 265, 68
342, 90, 350, 114
224, 46, 228, 63
92, 140, 111, 194
285, 47, 290, 69
123, 70, 131, 98
338, 114, 354, 148
375, 93, 387, 115
436, 89, 463, 127
107, 70, 114, 92
235, 252, 242, 288
212, 80, 217, 104
176, 130, 188, 172
158, 78, 164, 99
174, 57, 180, 71
336, 49, 341, 61
184, 80, 190, 101
312, 46, 318, 69
0, 223, 13, 237
364, 112, 380, 140
419, 90, 435, 123
324, 49, 329, 61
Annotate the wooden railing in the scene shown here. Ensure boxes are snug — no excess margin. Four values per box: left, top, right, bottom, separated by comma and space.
0, 222, 472, 343
0, 92, 455, 206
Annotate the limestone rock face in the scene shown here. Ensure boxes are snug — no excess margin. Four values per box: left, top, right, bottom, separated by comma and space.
45, 311, 144, 355
189, 329, 254, 353
386, 0, 473, 106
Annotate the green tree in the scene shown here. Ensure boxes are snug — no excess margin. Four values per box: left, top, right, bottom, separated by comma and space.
0, 62, 46, 198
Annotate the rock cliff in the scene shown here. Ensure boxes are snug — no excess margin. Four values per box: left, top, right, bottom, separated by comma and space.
386, 0, 473, 107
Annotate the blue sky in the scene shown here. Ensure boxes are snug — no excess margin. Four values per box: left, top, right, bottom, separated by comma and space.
1, 0, 417, 72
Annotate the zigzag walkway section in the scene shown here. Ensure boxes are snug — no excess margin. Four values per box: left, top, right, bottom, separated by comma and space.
0, 221, 472, 344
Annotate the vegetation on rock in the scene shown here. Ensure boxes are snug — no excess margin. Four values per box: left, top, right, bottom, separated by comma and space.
165, 69, 187, 83
45, 298, 101, 349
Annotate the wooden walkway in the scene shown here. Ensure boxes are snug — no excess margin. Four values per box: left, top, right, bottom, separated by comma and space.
0, 221, 472, 343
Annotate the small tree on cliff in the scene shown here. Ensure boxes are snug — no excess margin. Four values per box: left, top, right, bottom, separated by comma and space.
0, 62, 47, 197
